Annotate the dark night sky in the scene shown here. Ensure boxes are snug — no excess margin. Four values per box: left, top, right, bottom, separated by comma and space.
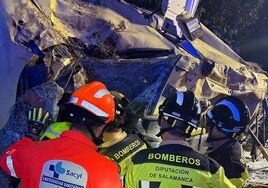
239, 34, 268, 71
237, 1, 268, 71
127, 0, 268, 71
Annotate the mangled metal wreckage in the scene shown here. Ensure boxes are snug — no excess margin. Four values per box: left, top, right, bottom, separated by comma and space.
0, 0, 268, 186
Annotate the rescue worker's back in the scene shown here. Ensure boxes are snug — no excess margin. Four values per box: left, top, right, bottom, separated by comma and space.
125, 142, 234, 187
0, 81, 122, 188
125, 90, 235, 188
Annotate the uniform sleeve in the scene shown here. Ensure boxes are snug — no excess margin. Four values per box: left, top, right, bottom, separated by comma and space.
124, 159, 136, 188
228, 145, 249, 188
0, 137, 33, 178
220, 143, 249, 188
209, 166, 236, 188
229, 169, 249, 188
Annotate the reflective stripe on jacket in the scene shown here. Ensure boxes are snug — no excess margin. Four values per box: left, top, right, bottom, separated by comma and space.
0, 130, 122, 188
125, 142, 235, 188
40, 121, 71, 140
208, 140, 248, 188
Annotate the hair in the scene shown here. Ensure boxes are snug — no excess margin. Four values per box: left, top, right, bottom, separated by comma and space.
103, 95, 126, 132
104, 118, 124, 132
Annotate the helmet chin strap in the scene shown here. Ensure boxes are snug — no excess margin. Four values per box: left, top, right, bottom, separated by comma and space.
85, 125, 104, 145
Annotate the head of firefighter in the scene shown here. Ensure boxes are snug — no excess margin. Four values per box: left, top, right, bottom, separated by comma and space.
103, 91, 129, 132
157, 90, 202, 139
206, 95, 250, 146
64, 81, 115, 145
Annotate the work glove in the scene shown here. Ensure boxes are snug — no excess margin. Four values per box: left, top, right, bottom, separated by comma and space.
27, 107, 51, 140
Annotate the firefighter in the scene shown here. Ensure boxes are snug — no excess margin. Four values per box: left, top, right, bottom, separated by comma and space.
125, 90, 235, 188
98, 91, 147, 181
0, 81, 122, 188
206, 95, 250, 188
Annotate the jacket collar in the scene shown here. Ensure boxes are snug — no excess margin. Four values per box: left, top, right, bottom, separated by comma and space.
98, 131, 127, 148
160, 139, 191, 147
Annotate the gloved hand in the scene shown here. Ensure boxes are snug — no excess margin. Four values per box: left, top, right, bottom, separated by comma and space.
27, 107, 51, 140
